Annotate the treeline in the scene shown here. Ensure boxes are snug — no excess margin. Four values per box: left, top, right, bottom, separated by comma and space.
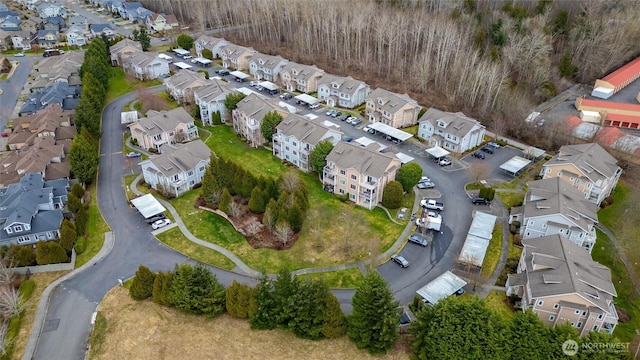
130, 265, 399, 354
201, 156, 308, 243
69, 37, 110, 184
143, 0, 640, 148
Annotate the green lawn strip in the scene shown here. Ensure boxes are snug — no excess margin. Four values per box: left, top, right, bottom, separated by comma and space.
480, 224, 503, 278
76, 184, 110, 268
105, 68, 162, 103
388, 191, 416, 223
89, 312, 108, 359
155, 227, 235, 270
123, 174, 138, 203
496, 191, 524, 209
296, 268, 364, 288
484, 290, 515, 321
495, 237, 523, 287
592, 229, 640, 343
157, 92, 181, 109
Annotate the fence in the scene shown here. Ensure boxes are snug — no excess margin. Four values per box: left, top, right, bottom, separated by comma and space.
13, 249, 76, 275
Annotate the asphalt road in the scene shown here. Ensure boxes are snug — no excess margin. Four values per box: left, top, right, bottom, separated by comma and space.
0, 56, 35, 130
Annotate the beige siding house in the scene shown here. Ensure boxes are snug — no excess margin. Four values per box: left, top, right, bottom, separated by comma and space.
540, 143, 622, 206
323, 142, 401, 210
232, 94, 281, 148
506, 235, 618, 336
194, 35, 228, 59
248, 53, 288, 83
417, 108, 486, 153
280, 62, 324, 94
163, 70, 207, 104
220, 44, 256, 71
365, 88, 420, 128
109, 38, 142, 66
129, 108, 199, 153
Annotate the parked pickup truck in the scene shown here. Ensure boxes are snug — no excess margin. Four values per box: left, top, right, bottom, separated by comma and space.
420, 199, 444, 211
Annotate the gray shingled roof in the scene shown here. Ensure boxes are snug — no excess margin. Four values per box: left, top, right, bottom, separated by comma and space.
367, 88, 419, 113
544, 143, 620, 184
134, 107, 195, 137
194, 79, 234, 103
276, 115, 341, 146
326, 141, 399, 179
165, 69, 206, 92
523, 177, 598, 232
318, 74, 368, 96
282, 62, 324, 81
250, 52, 287, 72
142, 140, 211, 178
520, 235, 616, 312
235, 93, 279, 121
418, 108, 485, 138
109, 38, 142, 55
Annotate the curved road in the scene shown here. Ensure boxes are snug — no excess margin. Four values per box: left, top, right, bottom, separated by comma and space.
0, 56, 36, 130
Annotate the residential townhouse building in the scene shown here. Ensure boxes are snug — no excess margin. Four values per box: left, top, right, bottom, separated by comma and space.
89, 23, 115, 39
140, 140, 211, 198
146, 12, 178, 32
506, 235, 618, 335
193, 79, 235, 126
163, 70, 207, 104
21, 18, 40, 33
273, 115, 342, 173
0, 136, 69, 185
0, 15, 20, 31
220, 43, 256, 71
37, 2, 63, 18
65, 24, 87, 46
509, 177, 599, 253
67, 16, 88, 32
121, 50, 170, 80
280, 62, 324, 94
317, 74, 370, 109
37, 29, 58, 48
8, 103, 75, 151
323, 142, 401, 210
0, 172, 69, 246
43, 16, 64, 32
194, 35, 228, 59
417, 108, 486, 153
30, 51, 84, 92
232, 93, 281, 148
365, 88, 420, 128
248, 53, 288, 83
540, 143, 622, 206
10, 31, 34, 50
19, 81, 81, 116
118, 1, 150, 22
109, 38, 142, 66
128, 107, 199, 153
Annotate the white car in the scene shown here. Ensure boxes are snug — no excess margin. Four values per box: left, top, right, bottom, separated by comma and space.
151, 219, 171, 230
309, 103, 320, 109
14, 53, 25, 57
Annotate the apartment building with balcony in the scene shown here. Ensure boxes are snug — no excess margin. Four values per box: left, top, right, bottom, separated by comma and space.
129, 107, 199, 153
193, 79, 235, 125
232, 93, 282, 148
323, 142, 401, 210
317, 74, 370, 109
417, 108, 486, 153
365, 88, 420, 128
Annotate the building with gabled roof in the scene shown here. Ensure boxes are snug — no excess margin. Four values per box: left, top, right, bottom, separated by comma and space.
193, 79, 236, 126
417, 108, 486, 153
317, 74, 370, 109
248, 52, 288, 83
323, 141, 401, 209
0, 172, 68, 246
120, 50, 170, 80
194, 35, 228, 59
9, 103, 74, 151
540, 143, 622, 206
510, 177, 599, 253
163, 69, 207, 104
232, 93, 282, 147
220, 43, 256, 71
280, 62, 324, 94
592, 56, 640, 99
89, 23, 115, 39
365, 88, 420, 129
506, 235, 618, 335
128, 107, 199, 153
0, 136, 69, 186
273, 115, 342, 173
139, 140, 211, 198
109, 38, 142, 66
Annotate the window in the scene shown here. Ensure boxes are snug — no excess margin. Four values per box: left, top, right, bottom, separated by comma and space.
549, 315, 555, 321
17, 236, 30, 244
537, 300, 543, 306
339, 189, 344, 194
339, 179, 345, 185
575, 310, 580, 314
190, 180, 195, 185
292, 141, 297, 147
6, 228, 12, 234
25, 224, 30, 230
598, 314, 603, 319
546, 168, 551, 173
577, 322, 582, 328
350, 174, 357, 180
14, 225, 22, 232
174, 175, 179, 181
169, 131, 174, 136
199, 166, 205, 172
350, 184, 356, 190
582, 311, 587, 316
554, 303, 559, 309
528, 220, 534, 226
593, 325, 599, 330
349, 193, 355, 200
293, 151, 297, 155
188, 171, 193, 176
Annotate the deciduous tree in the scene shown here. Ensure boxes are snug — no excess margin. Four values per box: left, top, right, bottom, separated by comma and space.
224, 93, 246, 111
309, 140, 334, 175
396, 162, 423, 192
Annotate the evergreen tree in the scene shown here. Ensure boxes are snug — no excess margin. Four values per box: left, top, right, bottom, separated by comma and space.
152, 271, 169, 305
75, 205, 88, 237
395, 162, 423, 192
559, 51, 578, 78
200, 160, 218, 205
348, 271, 399, 354
240, 173, 256, 198
133, 26, 150, 51
67, 194, 82, 214
202, 48, 213, 60
35, 241, 68, 265
272, 269, 296, 327
293, 187, 309, 211
247, 286, 259, 320
288, 278, 328, 339
547, 322, 580, 359
224, 92, 246, 111
59, 220, 77, 254
69, 129, 99, 184
260, 110, 283, 142
262, 198, 278, 232
236, 283, 251, 319
71, 183, 85, 199
287, 203, 303, 232
250, 275, 277, 330
381, 181, 403, 209
130, 265, 156, 301
169, 264, 226, 317
249, 186, 266, 213
309, 140, 334, 175
218, 188, 232, 214
323, 292, 346, 338
226, 280, 241, 318
176, 33, 194, 50
507, 309, 553, 359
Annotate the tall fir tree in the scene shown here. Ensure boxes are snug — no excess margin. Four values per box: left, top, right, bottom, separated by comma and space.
322, 292, 346, 338
249, 275, 277, 330
130, 265, 156, 301
226, 280, 241, 318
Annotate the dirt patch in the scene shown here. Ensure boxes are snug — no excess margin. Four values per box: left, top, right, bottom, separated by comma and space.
92, 286, 410, 360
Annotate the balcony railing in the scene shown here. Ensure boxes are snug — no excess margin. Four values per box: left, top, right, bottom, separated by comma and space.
359, 181, 376, 190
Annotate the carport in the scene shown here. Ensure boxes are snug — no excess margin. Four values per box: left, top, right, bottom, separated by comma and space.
193, 57, 212, 67
522, 146, 545, 161
294, 93, 319, 105
130, 194, 166, 219
499, 156, 531, 177
458, 211, 497, 267
416, 271, 467, 305
425, 146, 450, 159
368, 122, 412, 142
395, 152, 415, 164
354, 137, 387, 152
173, 62, 192, 70
230, 71, 250, 82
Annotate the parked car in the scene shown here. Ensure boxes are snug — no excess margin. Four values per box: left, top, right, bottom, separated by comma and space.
250, 81, 260, 87
215, 69, 229, 76
331, 111, 342, 118
256, 85, 264, 92
455, 288, 465, 296
144, 213, 167, 224
326, 109, 337, 116
351, 118, 362, 126
280, 93, 292, 100
151, 218, 172, 230
391, 254, 409, 268
309, 103, 320, 109
420, 176, 431, 182
362, 125, 372, 132
472, 151, 485, 159
417, 181, 434, 189
481, 146, 494, 154
471, 196, 490, 205
126, 152, 141, 158
486, 142, 501, 149
439, 157, 452, 166
14, 53, 24, 57
343, 137, 353, 142
340, 114, 351, 121
408, 235, 428, 247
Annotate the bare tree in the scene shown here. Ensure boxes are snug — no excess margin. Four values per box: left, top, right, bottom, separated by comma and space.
0, 257, 15, 286
229, 200, 242, 218
467, 162, 492, 185
277, 171, 301, 193
0, 320, 11, 355
274, 221, 292, 247
262, 204, 276, 232
0, 286, 25, 319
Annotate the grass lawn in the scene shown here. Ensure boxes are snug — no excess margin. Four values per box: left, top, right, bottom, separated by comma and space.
91, 286, 409, 360
296, 268, 364, 289
485, 290, 515, 322
155, 227, 235, 270
480, 224, 503, 278
496, 191, 524, 209
106, 68, 162, 103
76, 184, 110, 268
495, 236, 523, 287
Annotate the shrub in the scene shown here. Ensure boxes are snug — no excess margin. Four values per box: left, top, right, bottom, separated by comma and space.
36, 241, 68, 265
71, 183, 85, 199
152, 271, 172, 306
130, 265, 156, 301
211, 111, 222, 125
67, 194, 82, 214
381, 181, 403, 209
59, 220, 77, 254
19, 279, 36, 301
7, 244, 36, 267
75, 206, 88, 237
74, 237, 86, 254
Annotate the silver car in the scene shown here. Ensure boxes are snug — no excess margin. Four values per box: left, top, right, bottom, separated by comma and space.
391, 254, 409, 268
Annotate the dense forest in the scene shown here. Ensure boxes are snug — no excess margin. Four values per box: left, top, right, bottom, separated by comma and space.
142, 0, 640, 148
